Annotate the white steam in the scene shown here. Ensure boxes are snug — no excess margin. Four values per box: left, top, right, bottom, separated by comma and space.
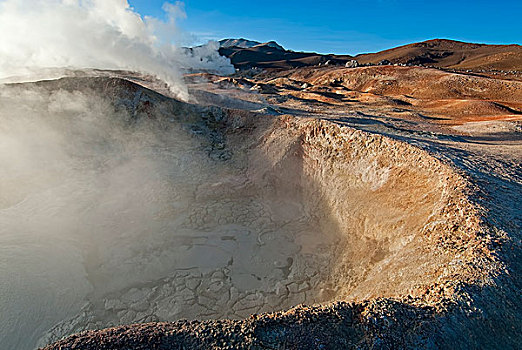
0, 84, 200, 349
0, 0, 234, 100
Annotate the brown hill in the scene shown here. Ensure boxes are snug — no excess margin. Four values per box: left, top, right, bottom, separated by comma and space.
355, 39, 522, 71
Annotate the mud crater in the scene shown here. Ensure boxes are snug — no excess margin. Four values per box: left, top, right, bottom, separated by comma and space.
0, 78, 480, 348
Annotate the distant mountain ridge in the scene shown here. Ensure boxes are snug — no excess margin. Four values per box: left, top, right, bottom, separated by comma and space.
219, 39, 285, 51
217, 38, 522, 72
219, 38, 261, 49
218, 39, 352, 70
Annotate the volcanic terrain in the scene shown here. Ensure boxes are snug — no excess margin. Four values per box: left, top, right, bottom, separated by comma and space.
0, 39, 519, 349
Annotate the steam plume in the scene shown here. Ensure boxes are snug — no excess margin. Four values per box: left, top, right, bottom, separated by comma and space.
0, 0, 233, 100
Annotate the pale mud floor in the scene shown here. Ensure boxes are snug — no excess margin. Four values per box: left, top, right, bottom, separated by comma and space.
1, 68, 521, 349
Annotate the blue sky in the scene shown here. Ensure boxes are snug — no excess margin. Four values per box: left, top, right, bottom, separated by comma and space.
128, 0, 522, 55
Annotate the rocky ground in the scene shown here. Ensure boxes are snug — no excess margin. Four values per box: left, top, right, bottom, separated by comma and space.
32, 64, 522, 349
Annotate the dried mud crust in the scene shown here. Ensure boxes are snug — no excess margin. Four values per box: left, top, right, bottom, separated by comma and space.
41, 77, 513, 349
